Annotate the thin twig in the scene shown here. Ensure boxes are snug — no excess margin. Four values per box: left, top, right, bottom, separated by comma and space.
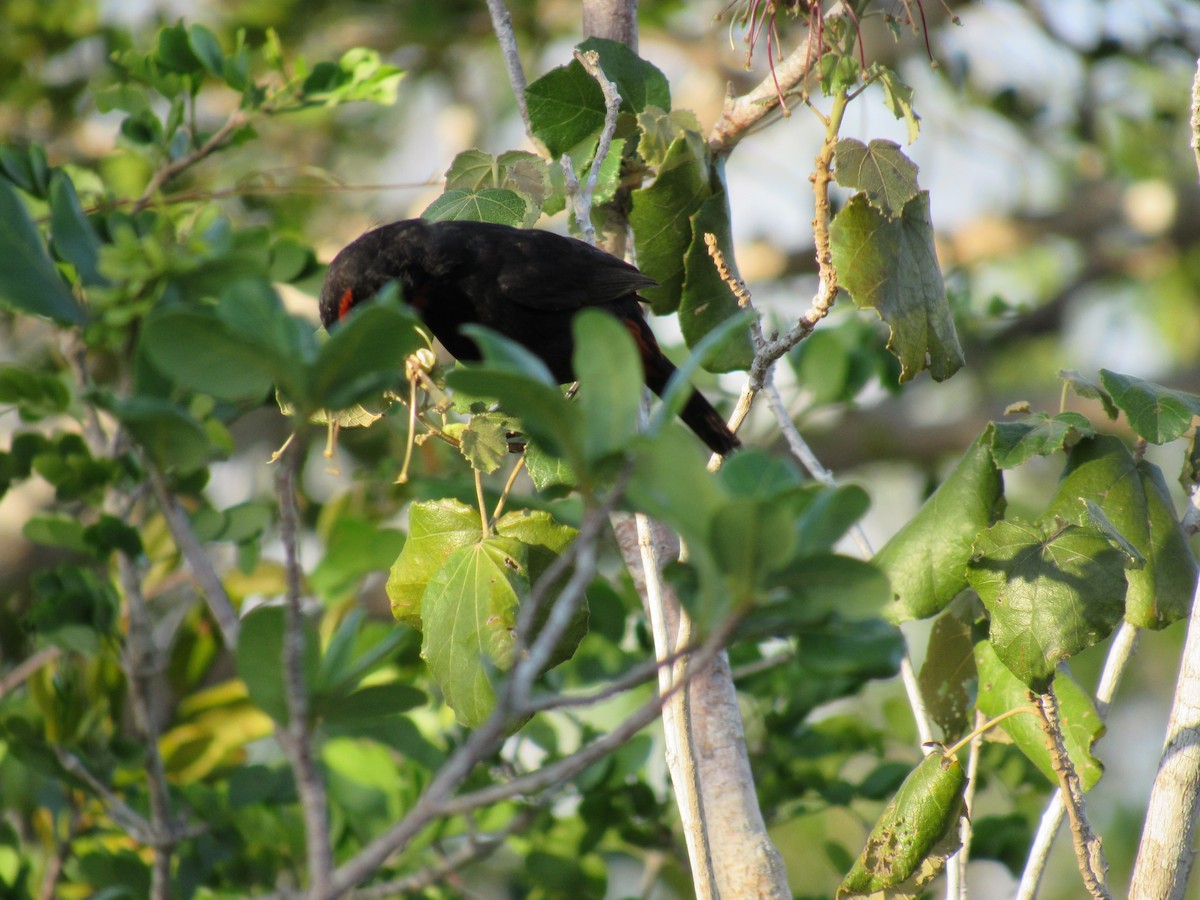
117, 549, 177, 900
485, 0, 536, 144
54, 748, 156, 845
147, 466, 240, 648
1033, 688, 1112, 899
346, 808, 538, 899
563, 49, 622, 246
273, 435, 334, 896
0, 646, 61, 698
132, 110, 250, 213
1018, 621, 1140, 898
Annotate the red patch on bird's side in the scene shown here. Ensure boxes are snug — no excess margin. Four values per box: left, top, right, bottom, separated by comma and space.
337, 288, 355, 321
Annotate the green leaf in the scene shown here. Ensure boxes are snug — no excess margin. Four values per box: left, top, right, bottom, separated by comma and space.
577, 37, 670, 114
990, 411, 1094, 468
637, 106, 702, 169
459, 413, 512, 474
113, 397, 214, 472
447, 328, 581, 461
421, 537, 530, 727
761, 554, 894, 626
525, 440, 577, 494
24, 514, 90, 555
526, 63, 607, 158
321, 683, 426, 725
422, 188, 528, 227
386, 500, 482, 628
967, 518, 1128, 690
1044, 435, 1197, 629
186, 24, 225, 77
84, 515, 144, 559
0, 179, 86, 324
870, 64, 921, 144
140, 307, 277, 403
0, 366, 71, 421
236, 605, 320, 724
830, 191, 963, 382
833, 138, 920, 219
679, 185, 754, 371
310, 299, 424, 411
876, 430, 1004, 622
48, 172, 105, 287
1100, 369, 1200, 444
917, 603, 978, 741
572, 309, 641, 464
839, 751, 966, 896
1059, 369, 1118, 420
156, 22, 204, 75
629, 136, 711, 314
975, 640, 1104, 790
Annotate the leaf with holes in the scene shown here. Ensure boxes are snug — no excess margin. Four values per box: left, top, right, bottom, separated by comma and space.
839, 750, 965, 897
967, 518, 1128, 690
831, 192, 962, 382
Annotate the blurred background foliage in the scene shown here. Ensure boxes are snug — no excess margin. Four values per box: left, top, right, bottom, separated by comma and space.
2, 0, 1200, 897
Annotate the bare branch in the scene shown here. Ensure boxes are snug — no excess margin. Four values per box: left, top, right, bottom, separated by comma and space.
346, 808, 538, 899
485, 0, 534, 141
118, 549, 179, 899
147, 466, 240, 648
273, 435, 334, 896
0, 646, 60, 698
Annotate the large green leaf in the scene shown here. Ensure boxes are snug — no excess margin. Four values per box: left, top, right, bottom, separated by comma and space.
236, 605, 320, 725
310, 299, 424, 411
48, 171, 105, 287
571, 309, 641, 465
830, 191, 962, 382
386, 500, 482, 628
112, 397, 215, 472
0, 178, 86, 324
629, 136, 710, 314
975, 640, 1104, 791
525, 38, 669, 158
1044, 435, 1197, 629
576, 37, 670, 115
876, 430, 1004, 622
967, 518, 1128, 690
840, 750, 966, 897
679, 184, 754, 371
526, 61, 607, 158
421, 536, 529, 727
140, 307, 278, 403
1100, 369, 1200, 444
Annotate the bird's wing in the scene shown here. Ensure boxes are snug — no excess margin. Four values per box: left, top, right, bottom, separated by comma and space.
439, 222, 657, 311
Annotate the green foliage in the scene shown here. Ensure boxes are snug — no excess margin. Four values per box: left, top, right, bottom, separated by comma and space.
839, 750, 966, 897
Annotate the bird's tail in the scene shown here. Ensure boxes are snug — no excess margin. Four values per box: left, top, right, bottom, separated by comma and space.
626, 317, 740, 457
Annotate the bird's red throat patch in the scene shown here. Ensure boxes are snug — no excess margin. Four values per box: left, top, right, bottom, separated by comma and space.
337, 288, 355, 321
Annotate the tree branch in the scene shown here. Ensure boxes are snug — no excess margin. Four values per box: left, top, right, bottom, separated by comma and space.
1034, 687, 1111, 899
272, 435, 334, 896
1018, 621, 1139, 899
147, 465, 240, 648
